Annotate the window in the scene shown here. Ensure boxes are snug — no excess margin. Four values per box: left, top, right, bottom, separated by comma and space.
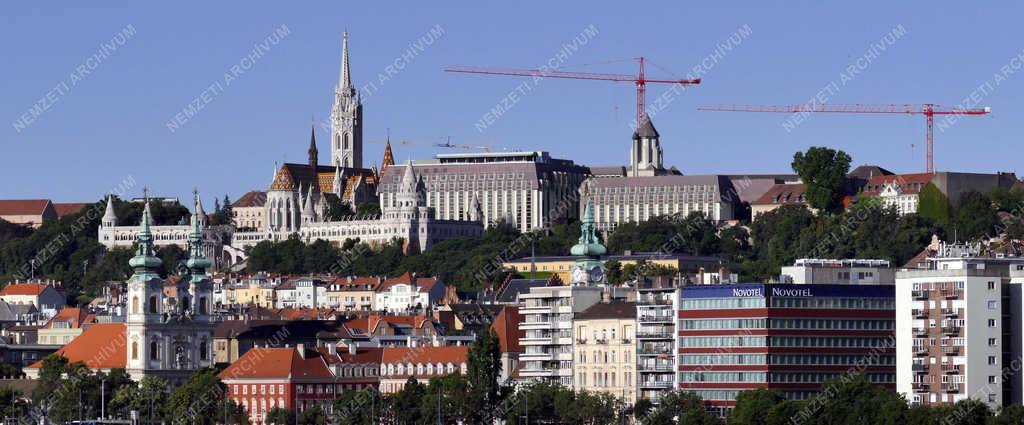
989, 319, 997, 327
149, 296, 158, 314
132, 297, 140, 314
988, 300, 998, 310
989, 338, 998, 347
988, 281, 996, 290
150, 341, 158, 360
131, 342, 138, 360
989, 356, 997, 365
989, 376, 998, 384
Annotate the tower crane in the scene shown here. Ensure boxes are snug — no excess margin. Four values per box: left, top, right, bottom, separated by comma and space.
446, 57, 701, 128
697, 103, 991, 173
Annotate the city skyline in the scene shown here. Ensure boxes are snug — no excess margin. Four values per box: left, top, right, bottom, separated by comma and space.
3, 2, 1023, 206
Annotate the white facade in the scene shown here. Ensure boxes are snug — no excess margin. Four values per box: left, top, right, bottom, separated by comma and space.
276, 278, 327, 309
896, 243, 1024, 410
516, 285, 602, 387
781, 259, 895, 284
375, 280, 444, 313
878, 182, 921, 215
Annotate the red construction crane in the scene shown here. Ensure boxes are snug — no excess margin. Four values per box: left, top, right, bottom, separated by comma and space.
697, 103, 992, 173
446, 57, 701, 128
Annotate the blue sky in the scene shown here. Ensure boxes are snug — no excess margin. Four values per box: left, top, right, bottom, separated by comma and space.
2, 2, 1022, 205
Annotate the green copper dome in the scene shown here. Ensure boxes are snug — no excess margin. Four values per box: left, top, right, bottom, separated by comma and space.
571, 200, 606, 257
129, 201, 162, 280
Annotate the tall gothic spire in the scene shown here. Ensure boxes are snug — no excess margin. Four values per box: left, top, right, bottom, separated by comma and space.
129, 198, 162, 281
339, 31, 352, 89
308, 126, 319, 167
381, 140, 395, 177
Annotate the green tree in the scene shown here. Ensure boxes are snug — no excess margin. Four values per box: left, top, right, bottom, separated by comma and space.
791, 146, 852, 213
389, 378, 426, 424
466, 329, 504, 423
265, 407, 294, 425
991, 404, 1024, 425
298, 404, 327, 425
798, 373, 907, 425
355, 202, 381, 218
0, 386, 29, 422
332, 388, 379, 425
604, 260, 624, 285
954, 191, 997, 241
917, 182, 950, 225
164, 367, 225, 425
323, 195, 354, 221
729, 389, 798, 425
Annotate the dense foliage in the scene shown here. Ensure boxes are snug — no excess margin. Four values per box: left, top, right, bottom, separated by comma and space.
792, 146, 852, 213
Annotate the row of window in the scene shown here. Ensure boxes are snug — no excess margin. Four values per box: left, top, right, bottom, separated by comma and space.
680, 336, 895, 348
381, 362, 464, 376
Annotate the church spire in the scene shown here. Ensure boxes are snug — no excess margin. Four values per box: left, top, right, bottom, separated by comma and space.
340, 31, 352, 89
129, 197, 162, 281
186, 191, 212, 280
381, 139, 395, 177
308, 125, 319, 167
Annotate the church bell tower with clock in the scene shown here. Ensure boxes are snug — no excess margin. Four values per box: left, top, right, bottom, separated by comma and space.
570, 199, 607, 286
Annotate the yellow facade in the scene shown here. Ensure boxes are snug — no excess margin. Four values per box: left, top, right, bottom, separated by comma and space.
573, 316, 637, 404
225, 282, 276, 307
503, 257, 683, 282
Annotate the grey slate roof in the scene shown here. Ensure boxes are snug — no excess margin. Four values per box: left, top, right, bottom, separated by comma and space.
575, 300, 636, 320
496, 279, 548, 304
633, 115, 659, 139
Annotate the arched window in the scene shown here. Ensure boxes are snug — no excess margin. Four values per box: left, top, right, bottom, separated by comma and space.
149, 296, 158, 314
131, 342, 138, 360
199, 297, 208, 315
150, 341, 159, 360
132, 297, 139, 314
200, 339, 208, 361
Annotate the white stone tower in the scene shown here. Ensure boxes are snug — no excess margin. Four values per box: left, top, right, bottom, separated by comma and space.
630, 114, 664, 177
331, 32, 363, 169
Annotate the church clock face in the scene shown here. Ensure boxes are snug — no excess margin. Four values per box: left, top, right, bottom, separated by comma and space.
589, 267, 606, 284
571, 267, 588, 283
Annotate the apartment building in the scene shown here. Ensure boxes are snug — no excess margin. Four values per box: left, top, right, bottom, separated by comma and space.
573, 300, 637, 404
516, 285, 602, 386
635, 277, 680, 402
896, 242, 1024, 409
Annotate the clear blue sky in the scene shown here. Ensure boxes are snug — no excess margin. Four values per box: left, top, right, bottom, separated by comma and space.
3, 1, 1022, 205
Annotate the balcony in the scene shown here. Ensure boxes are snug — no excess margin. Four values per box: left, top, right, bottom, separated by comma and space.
639, 380, 674, 389
520, 335, 553, 345
520, 320, 554, 330
595, 338, 608, 345
912, 363, 928, 373
520, 351, 554, 361
912, 290, 929, 300
576, 338, 587, 345
913, 328, 930, 338
639, 347, 672, 356
941, 308, 959, 318
637, 331, 674, 339
913, 346, 929, 357
941, 290, 962, 300
912, 309, 929, 319
520, 303, 553, 313
639, 363, 674, 372
639, 314, 674, 323
912, 382, 931, 392
941, 326, 961, 336
518, 368, 556, 377
941, 364, 962, 374
621, 338, 632, 344
943, 384, 961, 393
941, 346, 961, 355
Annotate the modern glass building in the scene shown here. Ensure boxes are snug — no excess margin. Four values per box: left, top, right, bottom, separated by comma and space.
677, 283, 896, 415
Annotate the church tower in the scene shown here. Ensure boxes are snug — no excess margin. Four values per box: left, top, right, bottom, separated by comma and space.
308, 125, 319, 167
126, 198, 165, 374
630, 114, 664, 177
331, 32, 363, 169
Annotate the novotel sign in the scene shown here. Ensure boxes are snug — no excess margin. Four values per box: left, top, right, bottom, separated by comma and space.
683, 284, 893, 299
731, 288, 763, 297
771, 287, 813, 297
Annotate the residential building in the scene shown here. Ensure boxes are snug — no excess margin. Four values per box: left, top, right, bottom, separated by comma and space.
491, 305, 524, 385
232, 191, 267, 230
678, 283, 896, 415
342, 314, 440, 339
377, 151, 591, 233
220, 346, 336, 425
326, 276, 379, 311
378, 346, 469, 394
0, 199, 57, 228
573, 300, 637, 404
516, 285, 603, 386
0, 281, 66, 314
635, 276, 680, 402
37, 307, 92, 345
213, 320, 353, 365
896, 241, 1024, 409
221, 274, 281, 308
860, 171, 1017, 215
275, 277, 327, 309
751, 183, 812, 217
52, 202, 89, 219
374, 273, 445, 313
780, 259, 895, 284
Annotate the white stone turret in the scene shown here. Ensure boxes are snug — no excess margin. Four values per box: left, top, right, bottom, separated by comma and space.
102, 194, 117, 227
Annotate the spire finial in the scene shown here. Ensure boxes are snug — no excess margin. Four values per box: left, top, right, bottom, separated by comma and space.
340, 31, 352, 89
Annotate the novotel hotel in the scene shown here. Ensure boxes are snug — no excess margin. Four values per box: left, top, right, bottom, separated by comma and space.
677, 283, 896, 413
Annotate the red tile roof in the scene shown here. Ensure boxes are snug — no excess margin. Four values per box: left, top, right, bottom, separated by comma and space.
329, 277, 381, 292
52, 203, 89, 218
43, 307, 91, 329
491, 306, 524, 353
26, 323, 127, 370
381, 346, 469, 367
860, 173, 935, 196
232, 191, 267, 208
378, 272, 439, 293
219, 347, 334, 380
752, 183, 808, 206
0, 200, 51, 216
0, 283, 50, 296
